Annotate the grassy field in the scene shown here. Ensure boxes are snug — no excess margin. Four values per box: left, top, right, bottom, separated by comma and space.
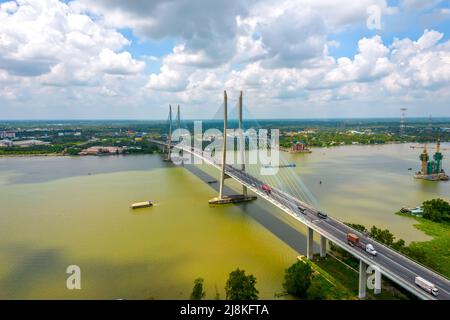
298, 255, 409, 300
397, 213, 450, 278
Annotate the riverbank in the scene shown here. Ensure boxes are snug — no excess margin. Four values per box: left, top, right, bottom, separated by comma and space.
0, 150, 162, 157
297, 254, 409, 300
0, 153, 65, 157
396, 212, 450, 278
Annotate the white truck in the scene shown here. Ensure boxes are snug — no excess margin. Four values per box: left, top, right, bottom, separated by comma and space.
415, 276, 439, 296
347, 233, 377, 256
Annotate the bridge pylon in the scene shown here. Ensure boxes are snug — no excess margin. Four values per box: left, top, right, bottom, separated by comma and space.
209, 90, 256, 205
164, 104, 173, 161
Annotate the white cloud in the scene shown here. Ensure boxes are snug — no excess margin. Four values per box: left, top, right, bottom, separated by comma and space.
96, 49, 145, 75
147, 64, 189, 92
1, 0, 450, 119
0, 0, 144, 85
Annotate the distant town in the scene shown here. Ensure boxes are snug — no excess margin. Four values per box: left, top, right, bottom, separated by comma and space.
1, 118, 449, 157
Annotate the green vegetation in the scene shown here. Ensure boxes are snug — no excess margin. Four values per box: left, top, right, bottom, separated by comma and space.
313, 256, 409, 300
2, 118, 450, 156
345, 223, 367, 233
0, 144, 65, 155
346, 203, 450, 278
190, 278, 206, 300
282, 258, 360, 300
280, 131, 396, 149
306, 278, 327, 300
346, 222, 405, 248
224, 268, 259, 300
283, 256, 406, 300
283, 261, 313, 299
0, 135, 160, 156
422, 198, 450, 224
397, 212, 450, 278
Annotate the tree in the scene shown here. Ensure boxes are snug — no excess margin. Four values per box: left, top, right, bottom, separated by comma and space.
190, 278, 206, 300
346, 223, 367, 233
307, 279, 326, 300
391, 238, 406, 251
283, 261, 312, 299
370, 226, 394, 246
401, 246, 437, 270
422, 199, 450, 223
225, 269, 259, 300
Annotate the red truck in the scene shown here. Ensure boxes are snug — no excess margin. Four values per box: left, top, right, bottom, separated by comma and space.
347, 233, 377, 256
261, 184, 272, 194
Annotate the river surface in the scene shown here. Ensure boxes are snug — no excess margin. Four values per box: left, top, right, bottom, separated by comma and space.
0, 143, 449, 299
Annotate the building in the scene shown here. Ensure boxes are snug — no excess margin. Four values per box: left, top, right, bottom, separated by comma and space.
0, 139, 13, 147
0, 131, 16, 139
288, 141, 312, 153
12, 140, 50, 147
79, 146, 124, 155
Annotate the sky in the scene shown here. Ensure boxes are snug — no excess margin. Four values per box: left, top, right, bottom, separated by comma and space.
0, 0, 450, 120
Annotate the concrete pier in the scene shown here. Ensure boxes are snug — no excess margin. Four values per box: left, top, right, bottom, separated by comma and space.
320, 235, 327, 257
307, 227, 314, 259
359, 260, 368, 299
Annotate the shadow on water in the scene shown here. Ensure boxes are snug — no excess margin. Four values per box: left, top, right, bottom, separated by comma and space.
183, 164, 318, 255
0, 154, 169, 185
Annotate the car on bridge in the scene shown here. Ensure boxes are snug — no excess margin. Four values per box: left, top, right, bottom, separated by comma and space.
297, 206, 306, 214
261, 184, 272, 194
317, 211, 327, 219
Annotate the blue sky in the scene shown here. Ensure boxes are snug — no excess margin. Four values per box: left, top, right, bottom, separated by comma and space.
0, 0, 450, 119
115, 0, 450, 63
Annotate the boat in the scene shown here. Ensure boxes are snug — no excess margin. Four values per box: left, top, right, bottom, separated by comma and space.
130, 200, 153, 209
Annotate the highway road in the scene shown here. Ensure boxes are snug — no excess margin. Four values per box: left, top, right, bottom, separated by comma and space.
152, 139, 450, 300
225, 163, 450, 300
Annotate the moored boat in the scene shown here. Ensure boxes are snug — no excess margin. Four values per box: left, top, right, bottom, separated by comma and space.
130, 200, 153, 209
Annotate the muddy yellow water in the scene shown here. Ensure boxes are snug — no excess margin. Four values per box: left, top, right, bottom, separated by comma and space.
0, 143, 448, 299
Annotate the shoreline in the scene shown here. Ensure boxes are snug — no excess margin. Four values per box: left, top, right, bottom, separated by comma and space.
0, 152, 161, 158
1, 141, 448, 158
0, 153, 66, 158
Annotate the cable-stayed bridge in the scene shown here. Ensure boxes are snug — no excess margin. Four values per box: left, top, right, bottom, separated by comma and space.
150, 92, 450, 300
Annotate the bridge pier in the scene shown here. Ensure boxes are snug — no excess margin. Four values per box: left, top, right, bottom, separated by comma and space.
307, 227, 314, 260
320, 235, 327, 258
359, 260, 368, 299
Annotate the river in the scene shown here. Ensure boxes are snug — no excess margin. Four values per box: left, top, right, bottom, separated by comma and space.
0, 142, 448, 299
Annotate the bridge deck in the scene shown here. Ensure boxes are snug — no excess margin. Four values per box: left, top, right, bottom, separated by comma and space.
150, 139, 450, 300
